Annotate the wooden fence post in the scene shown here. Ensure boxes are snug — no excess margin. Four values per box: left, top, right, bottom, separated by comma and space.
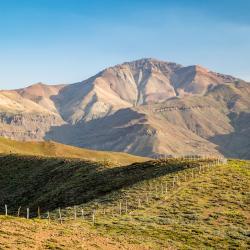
92, 210, 95, 225
47, 211, 50, 223
81, 209, 85, 219
17, 206, 21, 217
74, 206, 77, 220
125, 200, 128, 214
5, 204, 7, 216
27, 208, 29, 219
38, 207, 41, 219
58, 208, 62, 224
119, 202, 122, 215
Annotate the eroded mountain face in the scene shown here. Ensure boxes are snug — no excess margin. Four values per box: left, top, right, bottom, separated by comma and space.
0, 58, 249, 158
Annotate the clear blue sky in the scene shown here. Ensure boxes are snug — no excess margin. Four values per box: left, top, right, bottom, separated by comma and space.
0, 0, 250, 89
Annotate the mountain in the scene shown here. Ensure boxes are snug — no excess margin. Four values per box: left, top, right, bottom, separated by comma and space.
0, 83, 65, 141
15, 82, 66, 113
52, 58, 236, 123
0, 58, 249, 158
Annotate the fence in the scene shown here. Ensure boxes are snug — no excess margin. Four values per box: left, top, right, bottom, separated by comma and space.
1, 157, 227, 225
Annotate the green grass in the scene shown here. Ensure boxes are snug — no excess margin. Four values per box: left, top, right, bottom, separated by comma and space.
55, 160, 250, 249
0, 216, 139, 250
0, 154, 207, 214
0, 153, 249, 249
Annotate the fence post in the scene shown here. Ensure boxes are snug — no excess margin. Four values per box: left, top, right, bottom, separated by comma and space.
81, 209, 85, 219
5, 204, 7, 216
38, 207, 41, 219
58, 208, 62, 224
47, 211, 50, 223
74, 206, 77, 220
92, 210, 95, 225
26, 208, 29, 219
119, 202, 122, 215
125, 200, 128, 214
17, 206, 21, 217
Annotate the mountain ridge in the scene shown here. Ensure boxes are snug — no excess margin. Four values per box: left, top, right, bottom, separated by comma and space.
0, 58, 249, 158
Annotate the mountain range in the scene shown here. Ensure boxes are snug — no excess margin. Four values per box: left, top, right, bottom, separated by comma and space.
0, 58, 249, 158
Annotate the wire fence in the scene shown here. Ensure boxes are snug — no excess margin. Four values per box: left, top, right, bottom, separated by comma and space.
1, 157, 227, 225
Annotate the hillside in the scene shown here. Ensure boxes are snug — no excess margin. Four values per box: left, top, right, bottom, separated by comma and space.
0, 137, 149, 165
47, 107, 222, 157
0, 216, 143, 250
0, 155, 249, 249
0, 155, 202, 213
81, 159, 250, 249
0, 58, 250, 158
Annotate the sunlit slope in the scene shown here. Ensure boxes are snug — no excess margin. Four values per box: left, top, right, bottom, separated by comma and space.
0, 216, 144, 250
0, 137, 149, 165
0, 157, 249, 249
75, 160, 250, 249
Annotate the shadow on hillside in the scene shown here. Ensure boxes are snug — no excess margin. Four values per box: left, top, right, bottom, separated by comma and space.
44, 108, 153, 156
209, 112, 250, 160
0, 156, 198, 216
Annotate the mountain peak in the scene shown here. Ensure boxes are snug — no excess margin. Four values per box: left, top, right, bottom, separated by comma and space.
32, 82, 46, 86
24, 82, 66, 89
193, 64, 209, 72
15, 82, 66, 101
122, 57, 182, 68
124, 57, 165, 64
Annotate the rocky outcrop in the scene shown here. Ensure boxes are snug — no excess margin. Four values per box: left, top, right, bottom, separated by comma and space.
0, 112, 64, 141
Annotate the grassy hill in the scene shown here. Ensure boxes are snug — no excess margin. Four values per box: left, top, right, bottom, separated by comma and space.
0, 216, 144, 250
0, 136, 149, 165
0, 154, 249, 249
81, 160, 250, 249
0, 154, 204, 214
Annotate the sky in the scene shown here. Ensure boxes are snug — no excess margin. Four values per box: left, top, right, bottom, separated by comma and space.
0, 0, 250, 89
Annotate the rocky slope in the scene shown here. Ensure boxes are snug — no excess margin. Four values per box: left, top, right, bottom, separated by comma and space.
0, 58, 249, 158
52, 58, 236, 123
